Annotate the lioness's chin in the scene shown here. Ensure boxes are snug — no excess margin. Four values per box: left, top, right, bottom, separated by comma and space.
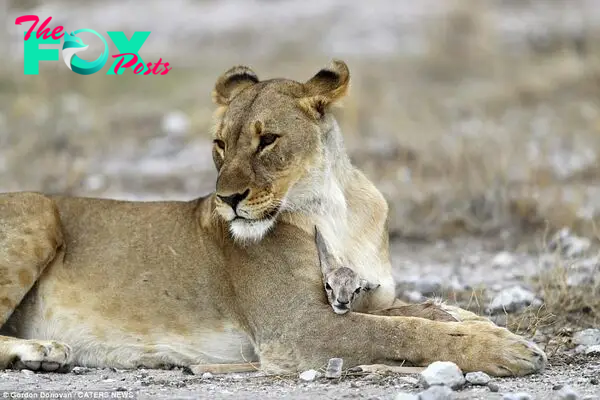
229, 218, 276, 243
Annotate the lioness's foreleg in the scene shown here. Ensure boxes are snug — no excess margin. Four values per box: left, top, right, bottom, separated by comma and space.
0, 192, 71, 371
256, 310, 546, 377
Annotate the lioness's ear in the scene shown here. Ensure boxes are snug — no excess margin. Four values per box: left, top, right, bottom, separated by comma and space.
301, 59, 350, 118
212, 65, 259, 106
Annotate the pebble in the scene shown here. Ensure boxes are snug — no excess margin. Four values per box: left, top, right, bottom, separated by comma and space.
21, 370, 34, 376
465, 371, 491, 385
405, 290, 425, 303
201, 372, 213, 380
556, 385, 580, 400
71, 366, 91, 375
548, 228, 590, 258
492, 252, 515, 268
488, 383, 500, 392
488, 286, 537, 314
418, 385, 454, 400
299, 369, 319, 382
584, 345, 600, 356
419, 361, 465, 389
573, 329, 600, 346
502, 393, 532, 400
325, 358, 343, 379
395, 393, 419, 400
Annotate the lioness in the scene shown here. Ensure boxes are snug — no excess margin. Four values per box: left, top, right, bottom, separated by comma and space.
0, 60, 546, 376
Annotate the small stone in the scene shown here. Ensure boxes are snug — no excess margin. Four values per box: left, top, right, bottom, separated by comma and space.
465, 371, 491, 385
548, 228, 590, 258
418, 385, 454, 400
405, 290, 425, 303
502, 393, 532, 400
488, 383, 499, 392
21, 369, 35, 376
419, 361, 465, 389
71, 366, 90, 375
103, 378, 116, 383
399, 376, 419, 385
556, 385, 580, 400
492, 252, 515, 268
201, 372, 213, 380
553, 384, 564, 390
394, 393, 419, 400
364, 373, 380, 381
590, 378, 598, 385
115, 387, 127, 392
299, 369, 318, 382
488, 286, 537, 314
161, 110, 190, 136
573, 329, 600, 346
325, 358, 343, 379
585, 345, 600, 355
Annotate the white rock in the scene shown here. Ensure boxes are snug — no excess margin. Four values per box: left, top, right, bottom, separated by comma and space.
394, 393, 419, 400
465, 371, 491, 385
419, 361, 465, 389
201, 372, 213, 379
556, 385, 580, 400
21, 369, 35, 376
548, 228, 590, 258
492, 252, 515, 268
418, 385, 454, 400
405, 290, 425, 303
299, 369, 319, 382
502, 393, 532, 400
584, 345, 600, 355
325, 358, 343, 379
488, 286, 537, 314
573, 329, 600, 346
161, 110, 190, 136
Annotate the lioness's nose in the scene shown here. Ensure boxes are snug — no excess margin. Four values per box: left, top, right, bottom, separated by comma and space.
217, 189, 250, 211
337, 300, 349, 305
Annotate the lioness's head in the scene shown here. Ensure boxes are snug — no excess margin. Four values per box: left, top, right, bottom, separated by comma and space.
211, 60, 350, 243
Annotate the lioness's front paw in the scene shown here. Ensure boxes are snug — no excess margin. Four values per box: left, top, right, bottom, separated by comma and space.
11, 340, 72, 372
466, 322, 547, 377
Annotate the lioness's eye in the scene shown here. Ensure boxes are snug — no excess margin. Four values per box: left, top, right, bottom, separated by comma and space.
325, 283, 332, 291
213, 139, 225, 150
258, 133, 279, 150
354, 288, 361, 294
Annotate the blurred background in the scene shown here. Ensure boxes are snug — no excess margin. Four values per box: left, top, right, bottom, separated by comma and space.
1, 0, 600, 242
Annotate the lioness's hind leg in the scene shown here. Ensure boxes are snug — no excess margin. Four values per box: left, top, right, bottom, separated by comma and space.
0, 192, 63, 325
0, 192, 71, 371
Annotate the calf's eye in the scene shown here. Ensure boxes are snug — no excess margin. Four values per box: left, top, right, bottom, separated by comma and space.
354, 288, 361, 294
325, 283, 332, 291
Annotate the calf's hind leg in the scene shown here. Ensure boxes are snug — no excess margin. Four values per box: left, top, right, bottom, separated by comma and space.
0, 192, 71, 371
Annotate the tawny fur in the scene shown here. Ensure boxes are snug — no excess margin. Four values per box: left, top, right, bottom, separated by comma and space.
0, 60, 546, 376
